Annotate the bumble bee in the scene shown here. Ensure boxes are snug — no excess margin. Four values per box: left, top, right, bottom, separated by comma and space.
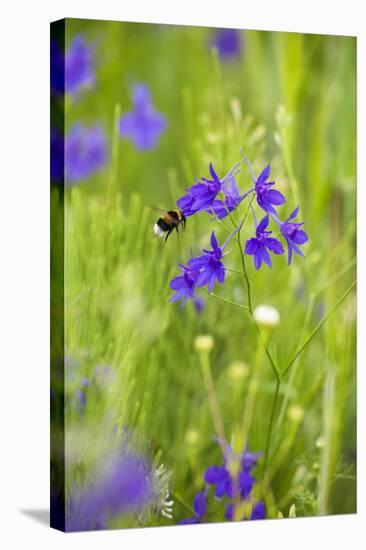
153, 208, 187, 244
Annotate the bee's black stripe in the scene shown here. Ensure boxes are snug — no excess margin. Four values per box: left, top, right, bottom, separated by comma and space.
157, 218, 171, 232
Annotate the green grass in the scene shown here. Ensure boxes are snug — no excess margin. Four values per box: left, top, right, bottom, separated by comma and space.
56, 19, 356, 526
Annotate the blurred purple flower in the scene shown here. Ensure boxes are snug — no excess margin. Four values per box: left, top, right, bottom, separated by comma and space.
177, 160, 241, 217
212, 29, 241, 60
193, 294, 205, 314
279, 207, 309, 264
66, 447, 155, 531
65, 124, 108, 184
251, 501, 266, 520
51, 41, 65, 95
179, 443, 264, 524
179, 491, 207, 525
75, 378, 90, 416
51, 129, 64, 183
245, 215, 284, 270
119, 83, 166, 150
65, 35, 95, 96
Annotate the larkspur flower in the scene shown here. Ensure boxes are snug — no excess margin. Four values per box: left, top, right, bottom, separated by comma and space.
178, 491, 207, 525
179, 443, 264, 524
204, 447, 260, 500
208, 176, 246, 219
189, 231, 226, 292
176, 160, 241, 217
212, 29, 241, 60
245, 215, 284, 270
169, 263, 201, 307
65, 123, 108, 184
249, 162, 286, 215
169, 225, 241, 307
66, 446, 155, 531
119, 83, 166, 150
65, 35, 95, 96
279, 207, 309, 264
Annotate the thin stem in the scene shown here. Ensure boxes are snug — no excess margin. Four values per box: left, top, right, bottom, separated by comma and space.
204, 288, 248, 310
281, 280, 356, 379
199, 351, 227, 453
226, 267, 243, 275
262, 377, 281, 482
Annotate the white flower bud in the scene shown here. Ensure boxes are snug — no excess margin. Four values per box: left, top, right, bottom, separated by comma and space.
194, 335, 214, 353
287, 404, 305, 422
253, 305, 280, 328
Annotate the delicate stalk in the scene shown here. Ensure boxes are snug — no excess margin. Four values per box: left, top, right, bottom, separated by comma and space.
281, 280, 356, 379
198, 350, 227, 452
262, 376, 281, 481
204, 288, 248, 310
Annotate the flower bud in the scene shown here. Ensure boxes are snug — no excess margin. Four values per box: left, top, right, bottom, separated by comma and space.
253, 305, 280, 328
194, 335, 214, 353
287, 404, 305, 423
228, 360, 249, 381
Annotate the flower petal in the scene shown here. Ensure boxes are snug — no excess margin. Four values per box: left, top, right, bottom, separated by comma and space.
245, 238, 259, 255
256, 164, 270, 185
293, 229, 308, 244
204, 466, 229, 484
261, 247, 272, 268
265, 237, 284, 255
257, 214, 270, 234
265, 189, 286, 206
193, 491, 207, 519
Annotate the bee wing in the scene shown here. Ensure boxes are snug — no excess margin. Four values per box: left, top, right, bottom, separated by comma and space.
148, 205, 167, 214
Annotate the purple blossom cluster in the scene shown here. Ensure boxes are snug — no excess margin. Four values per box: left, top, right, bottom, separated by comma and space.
51, 34, 167, 187
170, 155, 308, 306
179, 444, 265, 524
119, 83, 166, 150
66, 446, 155, 531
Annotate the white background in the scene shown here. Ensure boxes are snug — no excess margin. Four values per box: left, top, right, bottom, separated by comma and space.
0, 0, 364, 548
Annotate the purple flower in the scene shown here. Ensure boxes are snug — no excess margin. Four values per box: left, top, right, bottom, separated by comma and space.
65, 124, 108, 184
254, 164, 286, 214
177, 161, 241, 217
280, 207, 309, 264
51, 129, 64, 183
193, 294, 205, 314
225, 500, 265, 521
169, 263, 201, 307
65, 35, 95, 96
208, 176, 246, 219
189, 231, 226, 292
212, 29, 241, 60
204, 446, 260, 500
66, 446, 155, 531
119, 84, 166, 150
51, 41, 64, 96
179, 491, 207, 525
75, 378, 90, 416
245, 215, 284, 270
251, 501, 266, 520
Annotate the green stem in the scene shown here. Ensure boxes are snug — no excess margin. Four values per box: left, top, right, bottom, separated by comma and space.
281, 280, 356, 379
263, 377, 281, 481
199, 351, 227, 452
205, 288, 248, 310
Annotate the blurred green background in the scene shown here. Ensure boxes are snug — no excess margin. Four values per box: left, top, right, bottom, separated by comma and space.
57, 19, 356, 525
